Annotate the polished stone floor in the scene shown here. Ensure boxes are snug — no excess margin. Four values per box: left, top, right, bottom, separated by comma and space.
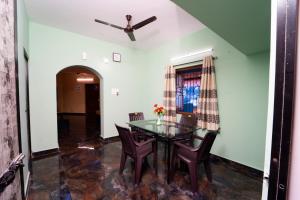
27, 115, 262, 200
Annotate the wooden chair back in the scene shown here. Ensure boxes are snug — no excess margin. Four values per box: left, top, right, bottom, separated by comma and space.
115, 124, 136, 156
197, 131, 217, 161
179, 114, 197, 127
129, 112, 144, 121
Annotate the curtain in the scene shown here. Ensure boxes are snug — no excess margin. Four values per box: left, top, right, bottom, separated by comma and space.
196, 56, 220, 131
163, 65, 177, 122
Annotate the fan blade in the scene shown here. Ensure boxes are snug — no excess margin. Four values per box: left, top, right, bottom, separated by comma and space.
132, 16, 157, 30
95, 19, 124, 30
127, 31, 136, 41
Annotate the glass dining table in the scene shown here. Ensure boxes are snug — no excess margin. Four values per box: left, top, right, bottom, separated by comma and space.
128, 119, 201, 183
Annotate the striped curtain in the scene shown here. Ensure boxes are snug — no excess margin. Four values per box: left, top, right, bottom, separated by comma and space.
197, 56, 220, 131
163, 65, 177, 122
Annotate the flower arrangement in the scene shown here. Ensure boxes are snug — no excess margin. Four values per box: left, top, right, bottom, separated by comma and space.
154, 104, 165, 125
153, 104, 165, 116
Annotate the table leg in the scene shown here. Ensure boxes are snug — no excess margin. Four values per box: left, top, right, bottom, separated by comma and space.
155, 139, 158, 175
164, 143, 167, 160
167, 141, 171, 184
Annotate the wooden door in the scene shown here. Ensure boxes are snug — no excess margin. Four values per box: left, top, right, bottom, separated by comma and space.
85, 84, 100, 115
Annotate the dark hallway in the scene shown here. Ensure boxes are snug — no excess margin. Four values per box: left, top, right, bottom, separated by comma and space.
56, 66, 101, 148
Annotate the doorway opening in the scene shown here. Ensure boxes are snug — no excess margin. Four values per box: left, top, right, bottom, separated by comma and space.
56, 66, 102, 148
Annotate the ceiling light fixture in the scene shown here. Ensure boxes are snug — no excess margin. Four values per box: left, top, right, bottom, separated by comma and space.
76, 77, 94, 82
76, 72, 94, 83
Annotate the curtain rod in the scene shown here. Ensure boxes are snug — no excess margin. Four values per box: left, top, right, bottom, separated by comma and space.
173, 56, 218, 67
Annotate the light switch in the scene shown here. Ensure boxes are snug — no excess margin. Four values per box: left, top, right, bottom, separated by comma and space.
111, 88, 119, 96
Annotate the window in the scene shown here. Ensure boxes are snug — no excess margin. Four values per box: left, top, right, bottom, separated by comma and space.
176, 66, 201, 113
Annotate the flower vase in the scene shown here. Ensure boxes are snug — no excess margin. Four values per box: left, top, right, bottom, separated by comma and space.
156, 115, 162, 125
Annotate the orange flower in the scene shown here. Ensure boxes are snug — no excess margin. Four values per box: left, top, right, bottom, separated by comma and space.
153, 104, 165, 115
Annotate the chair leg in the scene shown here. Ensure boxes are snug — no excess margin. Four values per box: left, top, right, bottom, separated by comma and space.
204, 159, 212, 182
119, 151, 127, 174
188, 162, 198, 193
135, 157, 143, 185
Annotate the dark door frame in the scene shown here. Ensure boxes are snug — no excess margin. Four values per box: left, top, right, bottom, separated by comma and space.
14, 0, 25, 199
23, 48, 32, 173
268, 0, 299, 199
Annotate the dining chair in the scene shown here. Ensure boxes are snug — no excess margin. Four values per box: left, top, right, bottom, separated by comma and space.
129, 112, 149, 141
179, 113, 197, 127
162, 114, 198, 161
115, 124, 157, 185
171, 131, 218, 192
175, 114, 198, 142
129, 112, 144, 121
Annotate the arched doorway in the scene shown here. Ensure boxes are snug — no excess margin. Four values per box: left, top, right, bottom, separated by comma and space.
56, 65, 102, 148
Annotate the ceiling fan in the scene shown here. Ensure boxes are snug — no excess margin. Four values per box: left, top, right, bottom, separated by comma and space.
94, 15, 157, 41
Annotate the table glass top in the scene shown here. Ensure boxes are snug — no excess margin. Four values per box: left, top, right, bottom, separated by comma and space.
128, 119, 201, 138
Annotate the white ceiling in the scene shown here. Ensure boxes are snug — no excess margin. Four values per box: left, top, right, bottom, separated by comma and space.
24, 0, 205, 49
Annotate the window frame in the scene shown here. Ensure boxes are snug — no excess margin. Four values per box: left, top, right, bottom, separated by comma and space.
175, 65, 202, 115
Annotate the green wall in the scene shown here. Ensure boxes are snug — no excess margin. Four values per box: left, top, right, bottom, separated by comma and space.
172, 0, 271, 55
17, 0, 30, 191
142, 28, 269, 170
28, 22, 147, 152
28, 23, 269, 170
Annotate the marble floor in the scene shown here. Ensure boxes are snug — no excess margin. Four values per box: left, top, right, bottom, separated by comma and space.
27, 115, 262, 200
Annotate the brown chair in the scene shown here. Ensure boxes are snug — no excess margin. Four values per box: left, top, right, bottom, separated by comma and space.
115, 124, 157, 185
175, 114, 198, 142
129, 112, 144, 121
129, 112, 149, 141
179, 114, 197, 127
171, 131, 217, 192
